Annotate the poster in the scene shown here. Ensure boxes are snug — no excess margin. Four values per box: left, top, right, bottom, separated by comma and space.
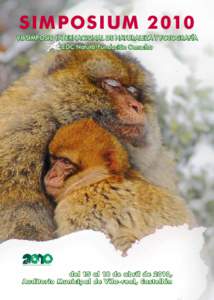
0, 1, 213, 299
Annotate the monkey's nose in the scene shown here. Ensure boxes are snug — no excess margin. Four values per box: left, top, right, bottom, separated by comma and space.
127, 100, 143, 114
129, 103, 139, 112
47, 170, 58, 180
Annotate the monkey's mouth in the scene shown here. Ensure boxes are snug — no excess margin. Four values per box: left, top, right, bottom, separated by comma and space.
45, 184, 62, 199
112, 123, 147, 147
93, 110, 147, 146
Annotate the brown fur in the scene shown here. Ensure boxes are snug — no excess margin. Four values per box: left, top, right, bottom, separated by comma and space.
49, 119, 193, 253
0, 49, 177, 241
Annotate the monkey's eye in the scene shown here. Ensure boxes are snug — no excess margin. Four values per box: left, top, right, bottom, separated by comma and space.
103, 78, 122, 88
58, 157, 72, 165
58, 157, 80, 174
127, 86, 140, 98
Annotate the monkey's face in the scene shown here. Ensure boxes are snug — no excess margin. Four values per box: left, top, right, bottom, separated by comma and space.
44, 119, 130, 199
44, 155, 78, 198
93, 78, 147, 147
46, 50, 157, 148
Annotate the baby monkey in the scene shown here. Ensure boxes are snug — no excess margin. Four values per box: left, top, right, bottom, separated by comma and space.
44, 119, 194, 254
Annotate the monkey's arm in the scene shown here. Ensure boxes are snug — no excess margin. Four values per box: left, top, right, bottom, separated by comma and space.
54, 179, 146, 253
54, 193, 141, 255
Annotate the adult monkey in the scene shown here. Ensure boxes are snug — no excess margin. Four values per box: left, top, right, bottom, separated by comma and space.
0, 49, 177, 241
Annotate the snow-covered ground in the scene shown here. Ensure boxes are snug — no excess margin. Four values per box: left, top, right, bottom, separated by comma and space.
0, 226, 207, 300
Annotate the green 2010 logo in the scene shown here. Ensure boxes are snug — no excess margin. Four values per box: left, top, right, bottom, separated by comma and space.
22, 253, 53, 265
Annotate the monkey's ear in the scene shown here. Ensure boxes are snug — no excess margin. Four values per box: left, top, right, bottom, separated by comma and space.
103, 149, 123, 174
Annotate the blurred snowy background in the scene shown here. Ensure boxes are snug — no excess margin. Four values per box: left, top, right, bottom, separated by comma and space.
0, 0, 213, 298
